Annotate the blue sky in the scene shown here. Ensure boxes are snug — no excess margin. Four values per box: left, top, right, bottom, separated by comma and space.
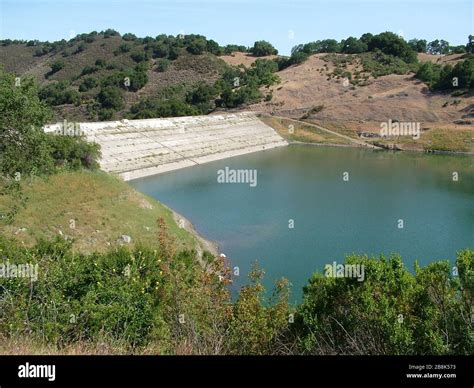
0, 0, 472, 55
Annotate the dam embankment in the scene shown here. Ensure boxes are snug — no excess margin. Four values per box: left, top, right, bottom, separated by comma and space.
45, 113, 288, 180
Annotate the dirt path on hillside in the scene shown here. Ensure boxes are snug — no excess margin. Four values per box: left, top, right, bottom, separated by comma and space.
272, 116, 383, 149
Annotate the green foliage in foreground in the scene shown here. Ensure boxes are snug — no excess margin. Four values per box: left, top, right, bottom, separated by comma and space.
0, 70, 53, 176
0, 230, 471, 355
297, 250, 474, 355
0, 69, 101, 177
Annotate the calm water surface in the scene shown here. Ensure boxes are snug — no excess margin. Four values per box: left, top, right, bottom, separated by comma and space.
131, 145, 473, 301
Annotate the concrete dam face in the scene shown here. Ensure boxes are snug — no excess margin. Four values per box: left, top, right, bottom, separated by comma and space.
44, 113, 288, 180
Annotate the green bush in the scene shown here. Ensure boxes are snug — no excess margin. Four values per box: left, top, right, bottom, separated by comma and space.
416, 58, 474, 90
249, 40, 278, 57
122, 33, 137, 41
75, 42, 86, 54
114, 43, 131, 55
46, 134, 101, 170
98, 108, 114, 121
156, 59, 171, 72
34, 46, 50, 57
0, 69, 99, 176
341, 37, 368, 54
79, 77, 99, 92
101, 69, 148, 92
368, 32, 417, 63
97, 86, 124, 110
0, 238, 169, 347
130, 50, 149, 63
186, 37, 207, 55
0, 71, 53, 176
224, 44, 247, 54
103, 29, 120, 38
296, 249, 474, 355
151, 43, 169, 58
186, 82, 218, 113
39, 82, 81, 106
49, 60, 65, 75
129, 98, 199, 119
80, 65, 99, 76
360, 51, 416, 77
95, 58, 107, 68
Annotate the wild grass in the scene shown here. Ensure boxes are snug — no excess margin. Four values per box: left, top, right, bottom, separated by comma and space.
0, 170, 197, 253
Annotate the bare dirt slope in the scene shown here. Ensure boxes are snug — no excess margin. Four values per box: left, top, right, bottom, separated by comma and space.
220, 51, 277, 67
235, 53, 473, 152
241, 53, 468, 122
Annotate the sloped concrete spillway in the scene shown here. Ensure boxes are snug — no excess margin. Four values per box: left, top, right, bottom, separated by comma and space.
44, 113, 288, 180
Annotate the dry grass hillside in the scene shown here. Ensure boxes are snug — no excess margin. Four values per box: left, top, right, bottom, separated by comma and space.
220, 51, 277, 67
0, 35, 228, 120
235, 53, 474, 153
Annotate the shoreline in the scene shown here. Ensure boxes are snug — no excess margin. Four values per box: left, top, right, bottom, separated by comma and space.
121, 141, 288, 181
287, 140, 474, 156
163, 203, 219, 260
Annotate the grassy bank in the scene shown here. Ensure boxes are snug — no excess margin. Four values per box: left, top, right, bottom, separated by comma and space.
0, 170, 199, 254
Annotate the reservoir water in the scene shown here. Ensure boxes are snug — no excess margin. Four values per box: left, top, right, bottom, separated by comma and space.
130, 145, 473, 301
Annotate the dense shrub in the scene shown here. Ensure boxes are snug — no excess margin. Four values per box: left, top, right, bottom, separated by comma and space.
360, 50, 416, 77
156, 59, 171, 72
49, 60, 65, 75
114, 43, 131, 56
97, 86, 124, 110
101, 68, 148, 92
39, 82, 81, 106
186, 37, 207, 55
168, 46, 181, 60
102, 28, 120, 38
408, 38, 428, 53
340, 37, 367, 54
95, 58, 107, 68
250, 40, 278, 57
34, 46, 50, 57
367, 32, 417, 63
122, 33, 137, 41
0, 71, 53, 176
416, 58, 474, 90
81, 65, 99, 76
74, 42, 86, 54
0, 230, 470, 354
129, 98, 199, 119
245, 59, 280, 86
275, 51, 310, 70
296, 249, 474, 355
130, 50, 149, 63
217, 85, 262, 108
151, 43, 169, 58
224, 44, 248, 54
0, 69, 100, 176
46, 134, 101, 170
79, 77, 99, 92
98, 108, 115, 121
186, 82, 218, 113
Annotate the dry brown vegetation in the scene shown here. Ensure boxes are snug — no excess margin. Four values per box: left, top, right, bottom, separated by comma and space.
235, 53, 473, 153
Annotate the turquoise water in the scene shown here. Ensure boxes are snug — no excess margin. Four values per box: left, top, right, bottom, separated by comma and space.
130, 145, 473, 301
